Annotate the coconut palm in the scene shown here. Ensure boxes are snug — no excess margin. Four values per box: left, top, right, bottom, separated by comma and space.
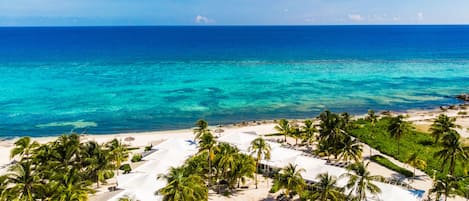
430, 114, 458, 144
430, 175, 460, 201
365, 110, 378, 127
197, 132, 217, 186
301, 119, 317, 146
318, 110, 347, 149
275, 119, 291, 142
341, 112, 352, 130
341, 162, 382, 201
215, 143, 239, 184
248, 137, 271, 189
231, 154, 256, 188
193, 119, 210, 140
157, 167, 208, 201
49, 167, 94, 201
107, 139, 130, 177
184, 152, 209, 178
337, 136, 363, 163
387, 115, 410, 156
3, 161, 41, 201
273, 163, 306, 197
310, 173, 345, 201
434, 130, 468, 175
10, 137, 39, 160
291, 126, 302, 145
31, 144, 55, 174
51, 134, 82, 168
406, 152, 427, 182
82, 141, 114, 188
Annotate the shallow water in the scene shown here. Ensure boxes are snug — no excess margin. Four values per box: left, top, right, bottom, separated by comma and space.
0, 26, 468, 137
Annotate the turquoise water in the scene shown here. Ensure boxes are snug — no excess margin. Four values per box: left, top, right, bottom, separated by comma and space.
0, 26, 469, 137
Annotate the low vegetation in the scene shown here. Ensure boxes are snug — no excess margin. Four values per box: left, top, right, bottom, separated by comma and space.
131, 153, 142, 162
351, 114, 469, 198
370, 155, 413, 177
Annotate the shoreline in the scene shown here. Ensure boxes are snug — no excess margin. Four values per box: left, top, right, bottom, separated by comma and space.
1, 104, 468, 200
2, 102, 468, 147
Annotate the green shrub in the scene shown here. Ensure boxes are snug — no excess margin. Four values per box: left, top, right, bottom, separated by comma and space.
119, 164, 132, 174
370, 155, 413, 177
131, 154, 142, 163
144, 145, 153, 152
458, 111, 467, 115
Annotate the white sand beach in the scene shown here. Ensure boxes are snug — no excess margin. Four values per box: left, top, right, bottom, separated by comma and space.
0, 104, 468, 201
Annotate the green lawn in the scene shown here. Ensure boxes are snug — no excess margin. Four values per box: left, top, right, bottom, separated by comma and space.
349, 117, 468, 187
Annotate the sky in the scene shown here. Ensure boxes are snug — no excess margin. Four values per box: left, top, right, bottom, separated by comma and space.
1, 0, 469, 26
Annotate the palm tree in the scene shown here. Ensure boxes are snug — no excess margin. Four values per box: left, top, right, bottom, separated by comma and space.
197, 132, 217, 186
387, 115, 410, 156
51, 134, 82, 168
3, 161, 41, 201
365, 110, 378, 127
273, 163, 306, 197
341, 162, 382, 201
430, 175, 460, 201
337, 136, 363, 163
301, 119, 317, 147
157, 167, 208, 201
291, 126, 302, 145
49, 167, 94, 201
310, 173, 344, 201
10, 137, 39, 160
341, 112, 352, 130
82, 141, 114, 188
193, 119, 210, 140
430, 114, 458, 144
231, 154, 256, 188
248, 137, 271, 189
275, 119, 291, 142
406, 152, 427, 182
107, 139, 130, 177
215, 143, 239, 187
434, 130, 468, 175
318, 110, 347, 150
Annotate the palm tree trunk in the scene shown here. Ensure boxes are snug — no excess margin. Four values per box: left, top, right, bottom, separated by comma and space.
97, 175, 100, 188
208, 149, 212, 187
255, 159, 259, 189
284, 133, 287, 143
413, 167, 416, 182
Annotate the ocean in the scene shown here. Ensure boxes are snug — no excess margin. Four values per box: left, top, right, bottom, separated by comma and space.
0, 25, 469, 137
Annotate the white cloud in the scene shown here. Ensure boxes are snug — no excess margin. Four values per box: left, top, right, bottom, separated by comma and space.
393, 16, 400, 21
348, 14, 364, 21
195, 15, 214, 24
417, 12, 424, 21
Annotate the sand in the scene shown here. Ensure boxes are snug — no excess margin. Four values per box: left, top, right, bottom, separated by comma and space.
1, 104, 469, 201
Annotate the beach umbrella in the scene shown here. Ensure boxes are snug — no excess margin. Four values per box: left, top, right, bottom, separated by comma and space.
214, 125, 224, 134
124, 136, 135, 143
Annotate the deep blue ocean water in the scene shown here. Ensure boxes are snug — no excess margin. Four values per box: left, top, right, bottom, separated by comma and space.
1, 26, 469, 137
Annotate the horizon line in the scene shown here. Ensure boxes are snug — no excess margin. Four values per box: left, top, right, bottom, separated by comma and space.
1, 24, 469, 28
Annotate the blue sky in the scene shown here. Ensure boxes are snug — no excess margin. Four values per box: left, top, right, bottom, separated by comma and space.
1, 0, 468, 26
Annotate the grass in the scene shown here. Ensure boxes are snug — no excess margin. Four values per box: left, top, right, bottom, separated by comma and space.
350, 117, 468, 188
370, 155, 413, 177
264, 133, 283, 137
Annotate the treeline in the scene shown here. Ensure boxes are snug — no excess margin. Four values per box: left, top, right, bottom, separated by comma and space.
0, 134, 129, 201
